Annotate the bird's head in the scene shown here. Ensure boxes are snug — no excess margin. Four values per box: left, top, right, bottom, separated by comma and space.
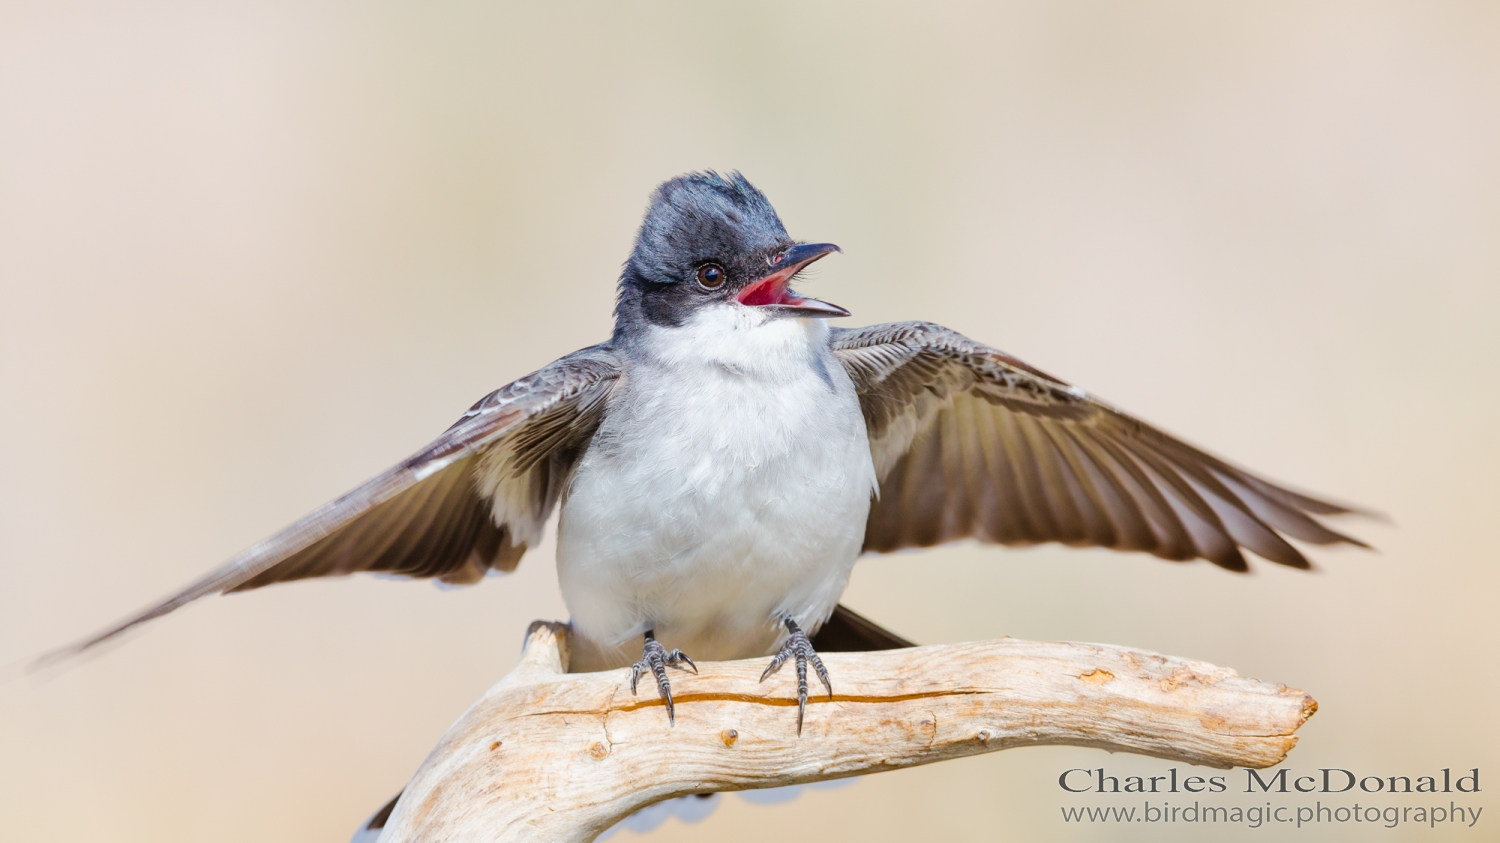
614, 172, 845, 335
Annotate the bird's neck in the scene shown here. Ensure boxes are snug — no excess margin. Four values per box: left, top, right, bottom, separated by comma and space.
631, 305, 831, 381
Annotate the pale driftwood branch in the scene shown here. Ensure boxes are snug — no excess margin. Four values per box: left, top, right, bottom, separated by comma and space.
377, 621, 1315, 843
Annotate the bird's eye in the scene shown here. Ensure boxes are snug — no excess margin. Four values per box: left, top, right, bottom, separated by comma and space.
696, 264, 725, 289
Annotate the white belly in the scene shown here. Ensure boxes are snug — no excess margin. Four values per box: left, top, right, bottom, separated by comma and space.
556, 312, 875, 672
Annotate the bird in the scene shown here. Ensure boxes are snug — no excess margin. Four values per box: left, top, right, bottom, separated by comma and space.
39, 171, 1368, 732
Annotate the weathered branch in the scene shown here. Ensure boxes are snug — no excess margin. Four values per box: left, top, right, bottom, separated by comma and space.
377, 621, 1315, 842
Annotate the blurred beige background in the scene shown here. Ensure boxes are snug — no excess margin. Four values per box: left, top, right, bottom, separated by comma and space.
2, 2, 1496, 841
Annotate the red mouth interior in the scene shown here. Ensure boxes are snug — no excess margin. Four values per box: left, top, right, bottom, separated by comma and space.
737, 271, 801, 307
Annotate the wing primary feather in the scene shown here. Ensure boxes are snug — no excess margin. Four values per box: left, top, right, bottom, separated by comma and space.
1034, 422, 1120, 548
419, 466, 491, 582
1213, 470, 1371, 548
1126, 448, 1247, 570
979, 402, 1041, 543
992, 409, 1058, 542
1133, 434, 1366, 550
1077, 429, 1195, 559
1230, 469, 1368, 517
1055, 425, 1158, 552
1014, 414, 1089, 545
323, 469, 453, 580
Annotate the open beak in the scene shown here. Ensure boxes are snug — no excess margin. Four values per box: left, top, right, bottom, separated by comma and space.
736, 242, 848, 318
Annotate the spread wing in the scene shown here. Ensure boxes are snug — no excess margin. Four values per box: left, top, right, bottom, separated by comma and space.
832, 322, 1368, 571
42, 344, 621, 663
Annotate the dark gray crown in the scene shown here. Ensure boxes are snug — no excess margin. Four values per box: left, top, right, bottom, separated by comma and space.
626, 171, 789, 286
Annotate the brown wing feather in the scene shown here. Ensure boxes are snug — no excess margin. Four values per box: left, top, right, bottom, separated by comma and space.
833, 322, 1368, 570
37, 345, 620, 665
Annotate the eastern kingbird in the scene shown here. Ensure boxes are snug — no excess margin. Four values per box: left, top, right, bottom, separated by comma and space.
42, 172, 1367, 731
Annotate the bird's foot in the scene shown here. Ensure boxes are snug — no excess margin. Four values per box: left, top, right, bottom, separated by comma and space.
759, 618, 832, 735
630, 630, 697, 725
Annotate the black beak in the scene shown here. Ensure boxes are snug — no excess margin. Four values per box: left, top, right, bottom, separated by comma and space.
736, 242, 848, 319
778, 242, 843, 267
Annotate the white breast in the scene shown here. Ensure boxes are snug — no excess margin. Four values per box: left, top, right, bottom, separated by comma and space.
556, 307, 876, 672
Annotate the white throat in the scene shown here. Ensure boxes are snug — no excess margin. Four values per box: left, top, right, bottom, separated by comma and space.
637, 303, 833, 379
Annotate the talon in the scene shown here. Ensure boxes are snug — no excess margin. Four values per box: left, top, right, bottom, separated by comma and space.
795, 649, 808, 733
669, 649, 698, 674
629, 631, 696, 727
810, 651, 832, 700
759, 651, 786, 683
760, 619, 833, 736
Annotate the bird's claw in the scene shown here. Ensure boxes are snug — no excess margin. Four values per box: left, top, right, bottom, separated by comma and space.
630, 632, 696, 725
759, 619, 832, 735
